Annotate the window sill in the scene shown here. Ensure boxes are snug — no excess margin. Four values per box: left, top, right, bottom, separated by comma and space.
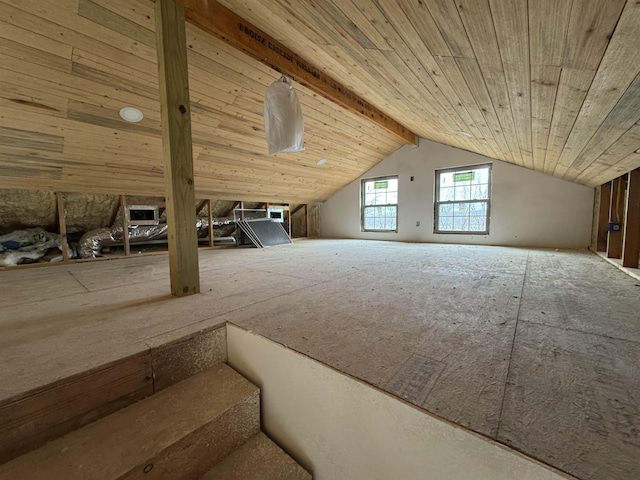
434, 231, 489, 235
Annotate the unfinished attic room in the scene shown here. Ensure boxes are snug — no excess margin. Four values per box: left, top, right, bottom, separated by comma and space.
2, 0, 640, 478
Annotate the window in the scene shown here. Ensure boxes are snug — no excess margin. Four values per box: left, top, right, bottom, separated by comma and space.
435, 164, 491, 234
361, 176, 398, 232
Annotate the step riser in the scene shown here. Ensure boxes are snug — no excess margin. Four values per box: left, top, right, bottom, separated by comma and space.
0, 325, 226, 464
0, 352, 153, 465
123, 394, 260, 480
0, 364, 259, 480
202, 433, 312, 480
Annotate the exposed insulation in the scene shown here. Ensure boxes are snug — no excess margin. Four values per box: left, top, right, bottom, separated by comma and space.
63, 193, 119, 234
0, 190, 57, 235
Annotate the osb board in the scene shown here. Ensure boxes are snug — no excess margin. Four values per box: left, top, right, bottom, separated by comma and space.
2, 240, 639, 478
498, 322, 640, 480
150, 325, 227, 391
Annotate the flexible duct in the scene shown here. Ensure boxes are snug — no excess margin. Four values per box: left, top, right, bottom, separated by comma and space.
78, 217, 236, 258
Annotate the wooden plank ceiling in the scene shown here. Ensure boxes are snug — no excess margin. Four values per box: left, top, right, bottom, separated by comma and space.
1, 0, 639, 204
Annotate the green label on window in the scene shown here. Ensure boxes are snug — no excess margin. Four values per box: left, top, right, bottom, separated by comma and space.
374, 181, 388, 189
453, 172, 474, 182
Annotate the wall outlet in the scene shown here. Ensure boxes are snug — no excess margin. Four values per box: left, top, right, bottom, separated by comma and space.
416, 221, 420, 227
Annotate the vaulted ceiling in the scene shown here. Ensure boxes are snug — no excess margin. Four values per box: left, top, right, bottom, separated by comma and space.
0, 0, 639, 204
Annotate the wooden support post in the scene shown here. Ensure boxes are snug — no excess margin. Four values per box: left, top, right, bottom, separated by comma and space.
290, 204, 305, 216
305, 204, 309, 237
287, 203, 292, 238
289, 204, 305, 238
55, 192, 70, 262
622, 169, 640, 268
120, 195, 130, 256
195, 200, 208, 215
607, 177, 625, 259
223, 201, 241, 218
596, 183, 612, 251
207, 199, 214, 247
236, 201, 245, 247
156, 0, 200, 296
109, 197, 121, 228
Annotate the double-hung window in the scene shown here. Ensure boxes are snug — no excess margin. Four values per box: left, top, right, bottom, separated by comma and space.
435, 164, 491, 234
361, 176, 398, 232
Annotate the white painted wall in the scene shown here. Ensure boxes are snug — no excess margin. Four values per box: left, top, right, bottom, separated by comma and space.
227, 325, 570, 480
321, 139, 594, 248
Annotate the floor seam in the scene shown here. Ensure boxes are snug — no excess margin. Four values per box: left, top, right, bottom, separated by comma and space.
521, 319, 640, 345
495, 249, 530, 439
68, 270, 91, 293
143, 271, 361, 341
239, 266, 361, 282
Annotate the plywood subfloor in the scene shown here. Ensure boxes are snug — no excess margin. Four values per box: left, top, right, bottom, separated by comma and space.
1, 240, 639, 480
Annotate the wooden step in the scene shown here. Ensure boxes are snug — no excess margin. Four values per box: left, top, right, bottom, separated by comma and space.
201, 432, 312, 480
0, 323, 227, 464
0, 363, 259, 480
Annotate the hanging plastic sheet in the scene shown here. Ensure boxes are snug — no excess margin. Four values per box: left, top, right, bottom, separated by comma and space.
263, 76, 304, 154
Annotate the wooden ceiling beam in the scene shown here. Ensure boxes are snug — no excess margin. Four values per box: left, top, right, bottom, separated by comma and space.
173, 0, 417, 146
195, 199, 208, 214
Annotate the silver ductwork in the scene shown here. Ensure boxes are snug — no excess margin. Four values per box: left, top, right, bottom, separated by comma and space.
78, 217, 237, 258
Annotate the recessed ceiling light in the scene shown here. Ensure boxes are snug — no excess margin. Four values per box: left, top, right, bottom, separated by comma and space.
316, 159, 327, 166
119, 107, 144, 123
456, 130, 473, 138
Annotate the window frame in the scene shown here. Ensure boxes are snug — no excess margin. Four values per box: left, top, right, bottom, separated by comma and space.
360, 175, 399, 233
434, 163, 492, 235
